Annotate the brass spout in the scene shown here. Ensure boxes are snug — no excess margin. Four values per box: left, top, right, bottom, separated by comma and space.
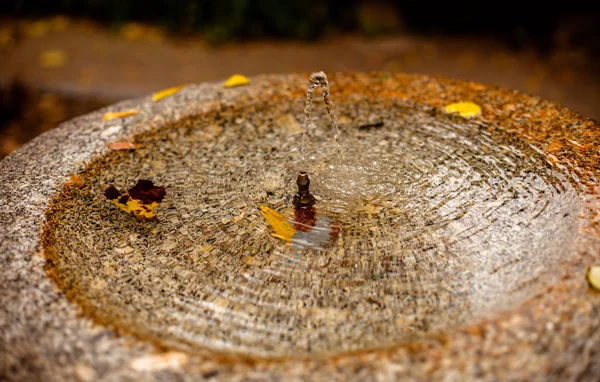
293, 171, 316, 209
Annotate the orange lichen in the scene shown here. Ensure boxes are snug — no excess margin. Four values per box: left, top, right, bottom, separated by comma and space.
65, 175, 85, 187
545, 140, 563, 153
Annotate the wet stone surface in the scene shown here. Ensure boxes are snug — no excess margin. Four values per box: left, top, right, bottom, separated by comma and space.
44, 95, 581, 356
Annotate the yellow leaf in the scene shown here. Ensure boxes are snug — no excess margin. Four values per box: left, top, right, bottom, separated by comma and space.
224, 74, 250, 88
152, 85, 186, 102
444, 101, 482, 118
105, 180, 166, 221
102, 109, 139, 121
588, 266, 600, 291
111, 198, 160, 220
40, 49, 68, 68
259, 205, 296, 243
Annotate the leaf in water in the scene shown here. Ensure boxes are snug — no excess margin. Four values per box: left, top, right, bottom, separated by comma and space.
588, 266, 600, 291
108, 141, 137, 150
224, 74, 250, 88
444, 101, 482, 118
40, 49, 67, 68
105, 180, 166, 221
152, 85, 186, 102
102, 109, 139, 121
259, 205, 296, 243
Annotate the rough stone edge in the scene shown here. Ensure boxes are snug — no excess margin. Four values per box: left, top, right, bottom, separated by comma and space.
0, 78, 230, 381
0, 73, 599, 381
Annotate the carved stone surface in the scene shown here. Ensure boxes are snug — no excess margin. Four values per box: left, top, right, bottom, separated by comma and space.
1, 73, 599, 380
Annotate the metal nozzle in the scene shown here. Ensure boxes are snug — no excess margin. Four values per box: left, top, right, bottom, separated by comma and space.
293, 171, 316, 209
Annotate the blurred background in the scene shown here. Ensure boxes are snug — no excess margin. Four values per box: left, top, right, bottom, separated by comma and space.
0, 2, 598, 159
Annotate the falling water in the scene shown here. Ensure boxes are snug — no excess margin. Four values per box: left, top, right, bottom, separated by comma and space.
302, 71, 343, 164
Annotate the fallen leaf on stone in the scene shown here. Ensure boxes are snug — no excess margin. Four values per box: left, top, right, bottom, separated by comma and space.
105, 180, 166, 220
444, 101, 482, 118
108, 141, 136, 150
40, 49, 68, 68
102, 109, 139, 121
587, 266, 600, 291
259, 205, 295, 243
224, 74, 250, 88
152, 85, 186, 102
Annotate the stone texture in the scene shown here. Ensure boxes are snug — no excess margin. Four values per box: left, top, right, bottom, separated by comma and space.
1, 73, 600, 381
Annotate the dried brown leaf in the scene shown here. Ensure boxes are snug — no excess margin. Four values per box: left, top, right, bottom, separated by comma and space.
104, 180, 166, 220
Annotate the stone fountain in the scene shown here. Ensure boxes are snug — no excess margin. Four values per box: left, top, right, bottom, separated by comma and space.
1, 73, 600, 380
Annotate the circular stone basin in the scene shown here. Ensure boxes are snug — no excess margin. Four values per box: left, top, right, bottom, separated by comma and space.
2, 73, 600, 380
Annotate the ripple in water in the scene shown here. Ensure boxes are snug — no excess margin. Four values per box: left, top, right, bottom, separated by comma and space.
44, 98, 581, 357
